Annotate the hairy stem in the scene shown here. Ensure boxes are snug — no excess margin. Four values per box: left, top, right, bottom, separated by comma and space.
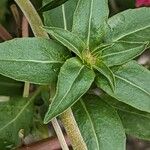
61, 4, 87, 149
15, 0, 86, 149
61, 108, 87, 150
15, 0, 49, 38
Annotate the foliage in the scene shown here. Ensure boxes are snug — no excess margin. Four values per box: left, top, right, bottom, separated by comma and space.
0, 0, 150, 149
0, 95, 35, 149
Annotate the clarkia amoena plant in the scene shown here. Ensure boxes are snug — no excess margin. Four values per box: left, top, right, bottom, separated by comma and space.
0, 0, 150, 149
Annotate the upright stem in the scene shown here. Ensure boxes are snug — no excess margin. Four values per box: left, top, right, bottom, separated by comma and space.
23, 82, 30, 98
22, 16, 30, 98
61, 4, 87, 150
15, 0, 86, 149
61, 108, 87, 150
22, 16, 29, 37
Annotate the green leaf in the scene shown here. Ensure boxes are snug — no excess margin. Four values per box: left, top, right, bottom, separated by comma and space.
0, 37, 70, 84
43, 0, 78, 31
96, 61, 150, 113
102, 95, 150, 140
72, 0, 109, 50
106, 7, 150, 44
99, 41, 148, 67
43, 26, 86, 58
44, 58, 95, 123
0, 97, 34, 149
72, 94, 126, 150
93, 61, 115, 91
40, 0, 69, 12
0, 75, 23, 96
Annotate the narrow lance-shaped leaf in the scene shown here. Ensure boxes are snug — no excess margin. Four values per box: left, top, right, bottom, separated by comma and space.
72, 94, 126, 150
106, 7, 150, 44
44, 58, 95, 123
0, 37, 70, 84
40, 0, 70, 12
99, 41, 148, 67
93, 61, 115, 91
43, 0, 78, 31
72, 0, 109, 50
43, 26, 86, 58
102, 95, 150, 140
96, 61, 150, 113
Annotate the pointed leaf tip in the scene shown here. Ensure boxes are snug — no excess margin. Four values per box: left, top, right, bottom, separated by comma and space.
96, 61, 150, 113
0, 37, 69, 84
44, 58, 95, 122
94, 61, 116, 92
44, 26, 86, 58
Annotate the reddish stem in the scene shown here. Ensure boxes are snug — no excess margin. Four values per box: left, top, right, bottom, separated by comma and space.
0, 24, 13, 41
22, 16, 29, 37
19, 136, 71, 150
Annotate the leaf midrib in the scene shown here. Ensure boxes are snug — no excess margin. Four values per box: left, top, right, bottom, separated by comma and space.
0, 59, 64, 64
115, 75, 150, 97
80, 100, 114, 148
80, 100, 100, 149
62, 5, 67, 30
87, 0, 94, 47
113, 24, 150, 42
102, 45, 144, 58
50, 31, 82, 57
80, 99, 125, 149
113, 105, 150, 120
0, 99, 31, 132
49, 65, 85, 116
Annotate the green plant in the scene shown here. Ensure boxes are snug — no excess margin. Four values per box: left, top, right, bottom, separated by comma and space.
0, 0, 150, 149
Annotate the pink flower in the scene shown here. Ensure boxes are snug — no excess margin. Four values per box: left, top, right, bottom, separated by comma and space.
136, 0, 150, 7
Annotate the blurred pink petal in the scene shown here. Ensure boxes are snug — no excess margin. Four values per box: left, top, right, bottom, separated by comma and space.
136, 0, 150, 7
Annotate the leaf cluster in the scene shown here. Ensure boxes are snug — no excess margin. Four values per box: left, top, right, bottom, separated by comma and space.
0, 0, 150, 149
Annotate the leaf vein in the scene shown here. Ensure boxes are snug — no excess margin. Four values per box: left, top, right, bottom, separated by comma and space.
115, 75, 150, 96
0, 59, 64, 64
114, 25, 150, 41
87, 0, 94, 47
102, 45, 143, 58
49, 65, 85, 116
80, 100, 100, 149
